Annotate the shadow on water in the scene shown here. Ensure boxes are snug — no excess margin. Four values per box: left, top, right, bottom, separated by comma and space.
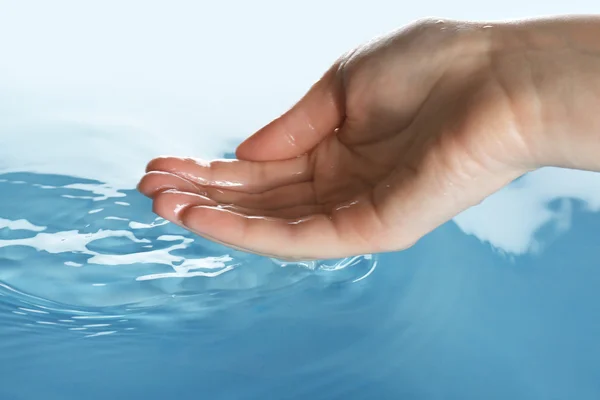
1, 172, 599, 400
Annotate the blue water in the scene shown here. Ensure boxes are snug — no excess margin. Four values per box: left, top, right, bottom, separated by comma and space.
2, 166, 600, 399
3, 1, 600, 397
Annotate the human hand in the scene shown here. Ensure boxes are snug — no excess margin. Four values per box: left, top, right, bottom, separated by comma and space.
138, 17, 600, 259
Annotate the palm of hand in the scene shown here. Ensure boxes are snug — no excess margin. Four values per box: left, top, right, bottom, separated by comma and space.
138, 20, 530, 259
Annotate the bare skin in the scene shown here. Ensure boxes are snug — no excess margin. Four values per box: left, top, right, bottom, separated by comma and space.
138, 15, 600, 260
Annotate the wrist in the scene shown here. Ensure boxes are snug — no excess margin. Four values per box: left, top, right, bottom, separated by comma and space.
492, 16, 600, 171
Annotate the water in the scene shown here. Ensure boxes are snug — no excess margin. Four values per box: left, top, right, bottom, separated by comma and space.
2, 167, 600, 399
3, 1, 600, 398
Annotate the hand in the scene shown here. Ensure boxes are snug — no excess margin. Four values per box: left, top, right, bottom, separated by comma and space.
138, 17, 600, 260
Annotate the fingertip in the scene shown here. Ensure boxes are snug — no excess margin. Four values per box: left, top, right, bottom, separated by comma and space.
146, 156, 202, 173
137, 171, 201, 198
137, 173, 166, 198
151, 190, 187, 223
236, 65, 345, 162
235, 120, 287, 162
152, 190, 216, 224
234, 137, 258, 161
145, 156, 171, 172
180, 205, 225, 235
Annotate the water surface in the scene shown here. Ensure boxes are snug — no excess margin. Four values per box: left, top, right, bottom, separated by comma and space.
2, 166, 600, 399
2, 1, 600, 397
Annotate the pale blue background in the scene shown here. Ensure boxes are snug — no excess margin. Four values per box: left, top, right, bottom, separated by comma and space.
1, 1, 600, 399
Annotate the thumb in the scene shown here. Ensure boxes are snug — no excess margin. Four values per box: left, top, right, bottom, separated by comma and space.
236, 63, 345, 162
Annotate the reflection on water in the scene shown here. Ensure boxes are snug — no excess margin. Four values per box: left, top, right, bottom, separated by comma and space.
1, 120, 600, 400
0, 172, 377, 336
1, 168, 600, 399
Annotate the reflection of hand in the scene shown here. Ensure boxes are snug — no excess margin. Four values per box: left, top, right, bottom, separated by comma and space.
139, 16, 600, 259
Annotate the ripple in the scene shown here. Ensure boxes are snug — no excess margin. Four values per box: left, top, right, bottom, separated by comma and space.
0, 172, 378, 330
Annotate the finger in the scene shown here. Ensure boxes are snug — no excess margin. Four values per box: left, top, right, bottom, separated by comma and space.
145, 155, 311, 194
153, 190, 326, 221
149, 191, 267, 255
178, 196, 385, 259
236, 62, 345, 162
152, 190, 217, 223
140, 170, 318, 210
138, 171, 202, 198
203, 181, 317, 210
